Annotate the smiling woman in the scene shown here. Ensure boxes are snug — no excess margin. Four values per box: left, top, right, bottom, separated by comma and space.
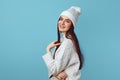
58, 16, 72, 33
42, 6, 84, 80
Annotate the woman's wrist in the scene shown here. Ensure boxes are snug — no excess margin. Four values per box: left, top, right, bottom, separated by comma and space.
46, 47, 51, 53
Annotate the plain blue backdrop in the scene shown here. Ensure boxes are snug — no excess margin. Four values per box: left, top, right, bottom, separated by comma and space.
0, 0, 120, 80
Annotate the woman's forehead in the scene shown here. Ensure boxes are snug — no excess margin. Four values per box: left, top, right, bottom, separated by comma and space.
60, 15, 70, 20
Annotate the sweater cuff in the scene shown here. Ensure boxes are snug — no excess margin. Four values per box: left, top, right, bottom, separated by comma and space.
42, 52, 53, 66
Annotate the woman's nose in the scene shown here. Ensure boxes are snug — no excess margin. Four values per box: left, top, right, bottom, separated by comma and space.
62, 20, 65, 25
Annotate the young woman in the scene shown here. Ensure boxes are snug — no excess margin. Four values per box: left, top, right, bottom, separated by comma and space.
42, 6, 83, 80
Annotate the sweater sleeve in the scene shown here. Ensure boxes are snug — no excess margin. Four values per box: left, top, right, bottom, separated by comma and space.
42, 46, 72, 78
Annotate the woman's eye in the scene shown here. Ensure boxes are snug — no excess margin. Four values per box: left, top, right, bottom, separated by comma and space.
66, 20, 70, 23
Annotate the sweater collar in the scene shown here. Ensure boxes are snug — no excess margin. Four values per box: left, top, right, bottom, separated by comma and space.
61, 33, 66, 42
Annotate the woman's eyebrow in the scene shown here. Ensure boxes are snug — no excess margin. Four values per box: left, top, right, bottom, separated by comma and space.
65, 19, 71, 21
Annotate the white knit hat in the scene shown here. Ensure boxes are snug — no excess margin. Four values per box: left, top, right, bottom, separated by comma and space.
60, 6, 81, 27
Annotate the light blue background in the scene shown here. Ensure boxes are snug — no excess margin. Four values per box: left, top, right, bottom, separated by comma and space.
0, 0, 120, 80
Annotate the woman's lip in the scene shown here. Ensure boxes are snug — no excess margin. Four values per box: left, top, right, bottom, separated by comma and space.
60, 25, 65, 28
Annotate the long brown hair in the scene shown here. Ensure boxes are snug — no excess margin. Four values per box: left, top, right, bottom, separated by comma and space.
53, 19, 84, 70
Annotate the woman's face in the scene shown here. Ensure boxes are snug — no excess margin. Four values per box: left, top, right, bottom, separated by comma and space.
58, 16, 72, 33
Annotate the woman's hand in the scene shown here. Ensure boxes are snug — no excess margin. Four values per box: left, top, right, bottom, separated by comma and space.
56, 71, 67, 80
46, 41, 61, 53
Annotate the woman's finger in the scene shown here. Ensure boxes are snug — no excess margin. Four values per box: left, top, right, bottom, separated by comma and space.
57, 72, 66, 80
55, 43, 61, 46
61, 72, 67, 78
56, 75, 62, 80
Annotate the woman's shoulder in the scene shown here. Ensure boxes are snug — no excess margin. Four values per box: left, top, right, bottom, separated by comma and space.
62, 38, 73, 48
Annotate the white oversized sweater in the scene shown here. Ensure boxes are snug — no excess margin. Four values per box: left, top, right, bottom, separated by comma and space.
42, 35, 81, 80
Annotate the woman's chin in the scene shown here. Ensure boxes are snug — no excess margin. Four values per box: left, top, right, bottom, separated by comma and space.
59, 29, 65, 32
